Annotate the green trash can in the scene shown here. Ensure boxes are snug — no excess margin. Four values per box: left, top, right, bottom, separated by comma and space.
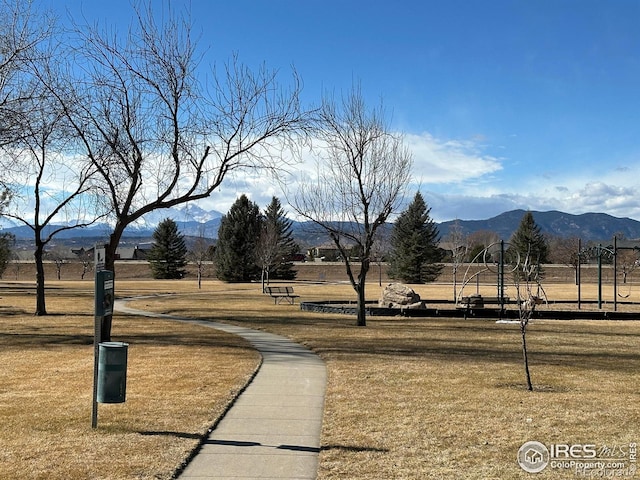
97, 342, 128, 403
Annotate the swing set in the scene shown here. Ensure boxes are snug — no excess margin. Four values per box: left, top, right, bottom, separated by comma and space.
456, 237, 640, 313
456, 240, 547, 316
577, 237, 640, 311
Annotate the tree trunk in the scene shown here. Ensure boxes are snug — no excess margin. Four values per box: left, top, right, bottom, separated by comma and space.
100, 227, 125, 341
34, 241, 47, 316
521, 321, 533, 391
104, 232, 120, 273
453, 266, 458, 302
356, 283, 366, 327
356, 259, 371, 327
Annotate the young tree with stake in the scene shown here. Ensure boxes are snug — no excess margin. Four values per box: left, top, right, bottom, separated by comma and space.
514, 243, 546, 391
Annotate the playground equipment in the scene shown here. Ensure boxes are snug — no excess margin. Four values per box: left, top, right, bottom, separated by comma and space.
301, 236, 640, 320
456, 241, 521, 315
578, 237, 640, 311
459, 237, 640, 313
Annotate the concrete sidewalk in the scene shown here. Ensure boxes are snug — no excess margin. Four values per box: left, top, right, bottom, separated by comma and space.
115, 300, 327, 480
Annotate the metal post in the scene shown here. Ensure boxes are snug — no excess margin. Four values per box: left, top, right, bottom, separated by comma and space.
92, 312, 101, 428
92, 244, 107, 429
614, 236, 618, 312
577, 238, 581, 310
499, 240, 505, 318
598, 244, 602, 309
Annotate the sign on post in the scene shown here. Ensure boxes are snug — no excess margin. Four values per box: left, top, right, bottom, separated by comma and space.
95, 245, 106, 272
95, 270, 114, 317
93, 244, 114, 428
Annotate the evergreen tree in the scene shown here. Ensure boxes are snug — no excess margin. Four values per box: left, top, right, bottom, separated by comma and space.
0, 233, 15, 278
147, 218, 188, 279
258, 197, 299, 282
509, 211, 549, 279
388, 192, 444, 283
214, 195, 262, 282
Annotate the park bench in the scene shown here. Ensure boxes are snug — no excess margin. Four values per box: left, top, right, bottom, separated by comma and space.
457, 295, 510, 318
264, 286, 300, 305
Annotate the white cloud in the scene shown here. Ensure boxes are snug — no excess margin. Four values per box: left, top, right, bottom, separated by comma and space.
420, 178, 640, 223
406, 132, 503, 184
13, 128, 640, 227
564, 182, 640, 217
197, 170, 287, 214
241, 131, 508, 222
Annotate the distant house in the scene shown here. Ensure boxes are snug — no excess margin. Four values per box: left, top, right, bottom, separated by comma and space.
71, 246, 94, 259
72, 245, 150, 261
115, 245, 150, 260
308, 241, 357, 262
308, 243, 339, 262
12, 244, 152, 264
13, 250, 35, 262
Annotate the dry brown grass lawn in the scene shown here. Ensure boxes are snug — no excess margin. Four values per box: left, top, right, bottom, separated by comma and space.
3, 275, 640, 479
127, 280, 640, 480
0, 281, 260, 480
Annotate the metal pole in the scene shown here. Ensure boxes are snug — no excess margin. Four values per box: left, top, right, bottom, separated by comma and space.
92, 244, 106, 429
614, 236, 617, 312
499, 240, 505, 318
92, 314, 101, 428
577, 238, 581, 310
598, 244, 602, 309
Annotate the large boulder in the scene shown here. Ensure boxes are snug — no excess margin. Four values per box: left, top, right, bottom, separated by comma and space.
379, 283, 425, 309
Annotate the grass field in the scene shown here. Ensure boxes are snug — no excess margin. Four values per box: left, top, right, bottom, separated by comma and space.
1, 267, 639, 479
0, 282, 260, 480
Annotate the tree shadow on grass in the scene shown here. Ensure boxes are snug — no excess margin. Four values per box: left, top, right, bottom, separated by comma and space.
205, 314, 640, 374
321, 444, 389, 453
138, 430, 202, 440
0, 331, 94, 346
0, 329, 254, 350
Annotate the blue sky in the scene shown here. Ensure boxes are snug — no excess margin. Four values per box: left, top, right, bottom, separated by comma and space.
48, 0, 640, 222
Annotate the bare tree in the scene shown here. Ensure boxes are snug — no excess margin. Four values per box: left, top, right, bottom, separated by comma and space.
547, 234, 581, 284
467, 229, 500, 262
46, 245, 73, 280
514, 244, 546, 391
292, 86, 412, 326
76, 248, 94, 280
1, 57, 101, 315
614, 236, 640, 293
370, 227, 391, 287
40, 3, 306, 338
256, 196, 299, 290
188, 227, 212, 290
445, 220, 469, 301
0, 1, 102, 314
256, 215, 280, 291
0, 0, 53, 146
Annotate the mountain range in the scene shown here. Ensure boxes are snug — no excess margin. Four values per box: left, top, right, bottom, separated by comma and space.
4, 208, 640, 248
438, 210, 640, 243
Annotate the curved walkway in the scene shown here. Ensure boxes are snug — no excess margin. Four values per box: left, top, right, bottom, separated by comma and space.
115, 299, 327, 480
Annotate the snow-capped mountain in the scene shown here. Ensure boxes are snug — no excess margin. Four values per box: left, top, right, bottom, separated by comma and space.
1, 205, 225, 240
133, 204, 222, 227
